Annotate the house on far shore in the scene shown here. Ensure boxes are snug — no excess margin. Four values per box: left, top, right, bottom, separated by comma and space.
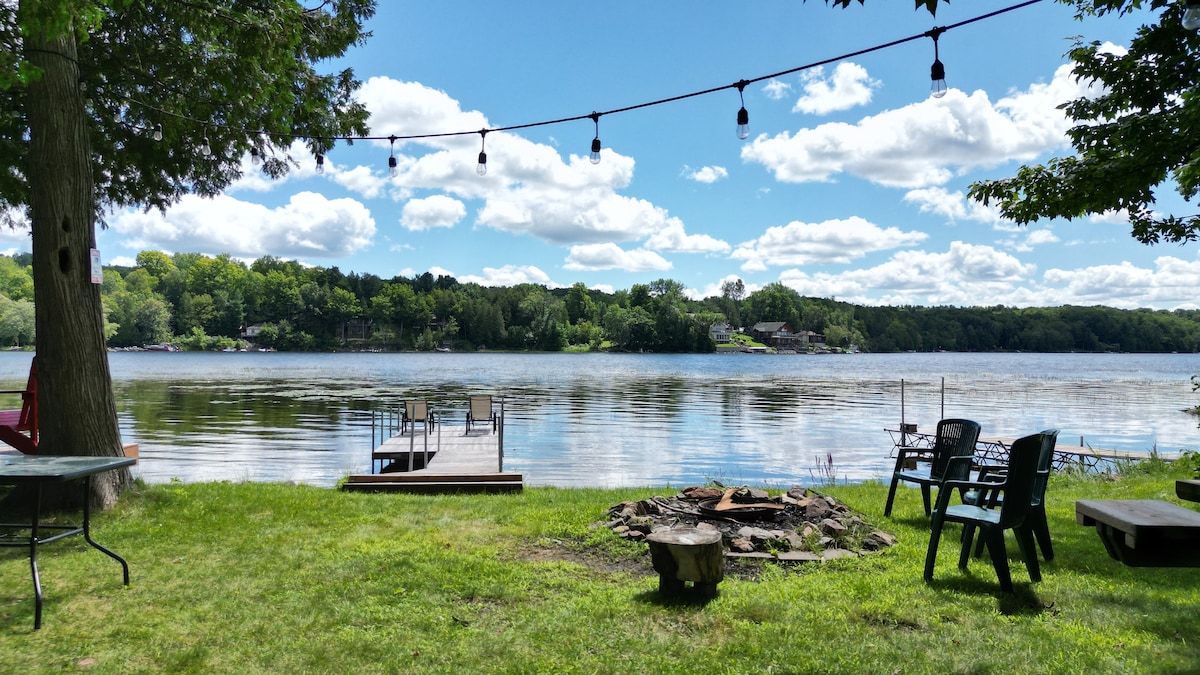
750, 321, 801, 350
709, 322, 733, 344
797, 330, 827, 350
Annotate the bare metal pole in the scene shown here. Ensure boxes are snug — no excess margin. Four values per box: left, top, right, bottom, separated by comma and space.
941, 377, 945, 419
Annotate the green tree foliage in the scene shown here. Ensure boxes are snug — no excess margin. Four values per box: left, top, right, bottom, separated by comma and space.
0, 295, 35, 347
970, 1, 1200, 244
9, 249, 1199, 355
2, 1, 376, 507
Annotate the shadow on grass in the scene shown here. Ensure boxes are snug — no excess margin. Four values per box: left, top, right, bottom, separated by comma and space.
633, 586, 720, 609
924, 575, 1050, 616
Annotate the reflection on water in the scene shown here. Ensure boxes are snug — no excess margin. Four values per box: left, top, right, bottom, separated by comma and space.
0, 351, 1196, 488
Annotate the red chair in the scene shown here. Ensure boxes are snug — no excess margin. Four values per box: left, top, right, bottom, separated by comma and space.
0, 358, 37, 454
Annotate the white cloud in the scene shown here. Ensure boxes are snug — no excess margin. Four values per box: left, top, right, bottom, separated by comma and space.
763, 79, 791, 101
399, 195, 466, 231
643, 221, 730, 254
457, 264, 558, 287
107, 255, 137, 267
1088, 209, 1130, 225
731, 216, 927, 271
768, 243, 1200, 309
1041, 257, 1200, 309
110, 192, 375, 259
352, 77, 715, 249
742, 61, 1100, 189
686, 165, 728, 184
690, 273, 762, 302
793, 63, 880, 115
563, 243, 672, 272
903, 187, 1006, 225
0, 207, 30, 246
776, 241, 1037, 306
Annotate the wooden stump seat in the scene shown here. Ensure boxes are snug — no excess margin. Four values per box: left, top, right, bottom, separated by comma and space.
646, 527, 724, 598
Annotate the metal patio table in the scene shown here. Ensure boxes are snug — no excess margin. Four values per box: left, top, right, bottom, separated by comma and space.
0, 454, 135, 629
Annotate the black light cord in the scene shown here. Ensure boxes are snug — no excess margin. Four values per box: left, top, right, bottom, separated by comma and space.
122, 0, 1045, 151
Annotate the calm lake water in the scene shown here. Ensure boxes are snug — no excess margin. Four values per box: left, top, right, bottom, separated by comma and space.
1, 351, 1197, 488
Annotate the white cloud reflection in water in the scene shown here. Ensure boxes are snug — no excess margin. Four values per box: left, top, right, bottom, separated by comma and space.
0, 351, 1193, 488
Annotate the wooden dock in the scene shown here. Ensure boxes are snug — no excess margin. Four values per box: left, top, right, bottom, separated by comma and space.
887, 428, 1172, 472
341, 425, 523, 494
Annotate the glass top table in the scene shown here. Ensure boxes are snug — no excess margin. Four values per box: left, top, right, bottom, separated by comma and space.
0, 454, 135, 629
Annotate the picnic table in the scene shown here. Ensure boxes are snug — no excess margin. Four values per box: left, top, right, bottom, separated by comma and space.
1075, 498, 1200, 567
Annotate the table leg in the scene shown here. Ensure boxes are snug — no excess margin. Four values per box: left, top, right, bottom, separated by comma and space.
80, 475, 130, 586
30, 483, 42, 630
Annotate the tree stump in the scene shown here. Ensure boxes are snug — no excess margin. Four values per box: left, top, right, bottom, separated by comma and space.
646, 527, 724, 598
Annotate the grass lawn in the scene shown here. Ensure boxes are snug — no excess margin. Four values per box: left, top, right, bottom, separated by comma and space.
1, 459, 1199, 674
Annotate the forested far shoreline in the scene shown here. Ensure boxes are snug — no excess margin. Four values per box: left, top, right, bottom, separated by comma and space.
0, 252, 1196, 354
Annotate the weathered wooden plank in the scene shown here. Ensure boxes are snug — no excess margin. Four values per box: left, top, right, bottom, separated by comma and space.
345, 472, 523, 484
341, 480, 522, 494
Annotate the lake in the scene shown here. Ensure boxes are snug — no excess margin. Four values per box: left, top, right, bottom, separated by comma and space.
0, 351, 1196, 488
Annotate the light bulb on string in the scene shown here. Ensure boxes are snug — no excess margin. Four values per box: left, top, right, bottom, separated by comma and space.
1185, 1, 1200, 31
250, 147, 261, 166
315, 154, 325, 174
928, 28, 947, 99
387, 135, 398, 177
589, 113, 602, 165
199, 136, 211, 157
477, 130, 488, 176
152, 124, 163, 142
736, 80, 750, 140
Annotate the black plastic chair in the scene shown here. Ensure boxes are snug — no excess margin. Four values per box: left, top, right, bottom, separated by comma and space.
964, 429, 1059, 561
884, 418, 982, 517
923, 432, 1043, 593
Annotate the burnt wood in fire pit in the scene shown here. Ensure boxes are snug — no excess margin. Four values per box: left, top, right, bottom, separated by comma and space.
697, 497, 786, 522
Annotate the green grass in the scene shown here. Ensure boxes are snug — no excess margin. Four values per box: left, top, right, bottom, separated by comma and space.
2, 462, 1199, 674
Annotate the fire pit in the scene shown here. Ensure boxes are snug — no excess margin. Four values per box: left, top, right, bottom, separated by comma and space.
602, 485, 897, 563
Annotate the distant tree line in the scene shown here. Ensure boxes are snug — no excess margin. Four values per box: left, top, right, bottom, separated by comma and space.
0, 252, 1196, 354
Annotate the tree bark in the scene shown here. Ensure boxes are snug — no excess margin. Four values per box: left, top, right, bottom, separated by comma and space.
23, 13, 131, 510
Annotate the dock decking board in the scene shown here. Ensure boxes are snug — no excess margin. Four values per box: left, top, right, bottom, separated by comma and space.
342, 425, 522, 494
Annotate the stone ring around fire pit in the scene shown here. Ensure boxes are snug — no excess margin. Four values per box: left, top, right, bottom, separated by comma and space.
602, 486, 898, 565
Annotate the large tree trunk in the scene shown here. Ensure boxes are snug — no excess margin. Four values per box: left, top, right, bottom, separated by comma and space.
23, 14, 131, 509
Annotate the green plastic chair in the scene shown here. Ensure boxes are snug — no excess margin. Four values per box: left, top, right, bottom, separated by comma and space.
923, 432, 1043, 593
964, 429, 1059, 561
884, 418, 981, 517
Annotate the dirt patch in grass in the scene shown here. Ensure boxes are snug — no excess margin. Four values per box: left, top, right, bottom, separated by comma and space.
518, 539, 774, 582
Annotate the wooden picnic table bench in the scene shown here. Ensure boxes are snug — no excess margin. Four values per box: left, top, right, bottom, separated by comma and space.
1076, 499, 1200, 567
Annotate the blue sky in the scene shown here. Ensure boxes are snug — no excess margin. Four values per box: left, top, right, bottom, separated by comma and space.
21, 1, 1200, 308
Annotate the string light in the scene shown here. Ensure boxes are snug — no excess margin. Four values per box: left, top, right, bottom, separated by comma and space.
250, 146, 261, 166
589, 112, 602, 165
736, 80, 750, 140
928, 27, 947, 99
387, 135, 398, 177
315, 154, 325, 174
476, 130, 488, 176
152, 123, 163, 141
120, 1, 1041, 173
1185, 1, 1200, 31
199, 136, 211, 157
